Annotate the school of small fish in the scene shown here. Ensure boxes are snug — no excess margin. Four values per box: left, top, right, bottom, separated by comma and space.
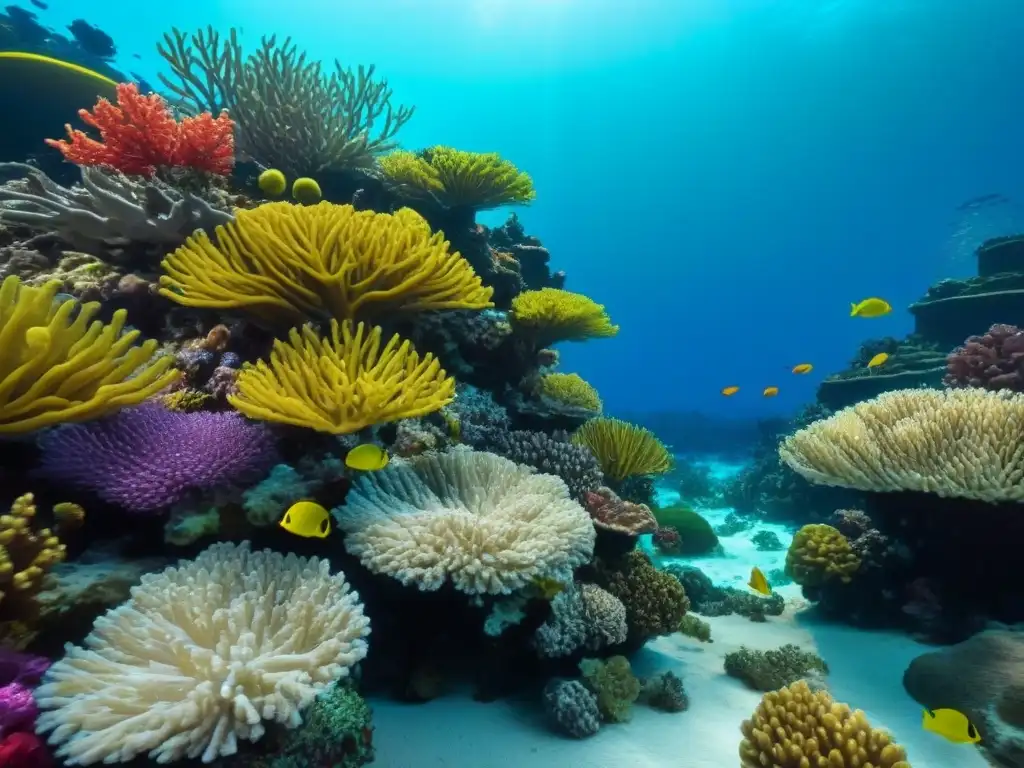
721, 297, 892, 396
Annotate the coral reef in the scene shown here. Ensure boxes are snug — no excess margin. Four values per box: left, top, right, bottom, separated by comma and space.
572, 417, 673, 484
664, 563, 784, 621
785, 524, 861, 587
677, 614, 712, 642
596, 550, 689, 648
724, 644, 829, 691
578, 655, 640, 723
945, 322, 1024, 390
532, 581, 627, 658
650, 504, 719, 555
638, 670, 688, 713
739, 680, 911, 768
542, 679, 601, 739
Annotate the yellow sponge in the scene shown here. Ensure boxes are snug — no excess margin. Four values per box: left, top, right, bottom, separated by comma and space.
785, 523, 861, 587
740, 680, 911, 767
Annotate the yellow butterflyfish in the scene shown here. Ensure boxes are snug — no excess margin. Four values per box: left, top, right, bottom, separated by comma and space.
345, 443, 390, 471
280, 500, 331, 538
792, 363, 813, 374
922, 708, 981, 744
850, 297, 892, 318
721, 386, 740, 396
762, 386, 779, 397
867, 352, 889, 369
748, 566, 772, 596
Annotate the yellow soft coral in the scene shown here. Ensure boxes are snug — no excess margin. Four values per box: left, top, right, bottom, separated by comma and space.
511, 288, 619, 347
785, 523, 861, 587
159, 201, 494, 328
573, 417, 672, 482
538, 372, 602, 412
0, 493, 84, 647
0, 276, 178, 434
380, 146, 535, 209
740, 680, 911, 768
228, 319, 455, 434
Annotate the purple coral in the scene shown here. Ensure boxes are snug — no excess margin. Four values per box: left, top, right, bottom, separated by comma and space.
0, 650, 48, 738
37, 403, 278, 512
945, 323, 1024, 390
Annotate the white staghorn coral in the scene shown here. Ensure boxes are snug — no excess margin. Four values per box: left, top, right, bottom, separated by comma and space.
34, 541, 370, 765
336, 447, 596, 595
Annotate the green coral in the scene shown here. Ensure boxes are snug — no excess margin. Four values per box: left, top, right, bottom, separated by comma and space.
579, 655, 641, 723
678, 614, 712, 642
652, 505, 719, 555
639, 670, 688, 712
785, 523, 860, 587
163, 505, 220, 546
724, 644, 828, 692
598, 550, 689, 645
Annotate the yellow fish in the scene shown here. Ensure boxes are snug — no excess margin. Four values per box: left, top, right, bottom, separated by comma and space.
792, 363, 813, 374
922, 708, 981, 744
346, 443, 390, 471
850, 297, 892, 318
280, 500, 331, 538
867, 352, 889, 369
748, 566, 772, 596
530, 576, 566, 600
763, 386, 779, 397
721, 386, 740, 396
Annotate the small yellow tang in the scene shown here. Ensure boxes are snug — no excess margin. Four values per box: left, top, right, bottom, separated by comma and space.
922, 708, 981, 744
280, 500, 331, 538
763, 386, 779, 397
867, 352, 889, 368
792, 363, 813, 374
721, 386, 740, 397
850, 297, 892, 318
748, 566, 772, 596
346, 443, 390, 472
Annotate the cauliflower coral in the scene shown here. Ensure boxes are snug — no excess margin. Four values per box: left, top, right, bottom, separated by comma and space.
336, 447, 595, 595
34, 542, 370, 765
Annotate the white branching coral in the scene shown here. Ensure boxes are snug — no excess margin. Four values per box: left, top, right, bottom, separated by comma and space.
337, 447, 596, 595
34, 541, 370, 765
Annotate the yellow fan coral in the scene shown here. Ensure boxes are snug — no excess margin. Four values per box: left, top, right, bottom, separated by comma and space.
785, 524, 860, 587
779, 388, 1024, 502
538, 372, 602, 412
338, 448, 595, 595
159, 201, 494, 327
0, 276, 177, 434
380, 146, 535, 209
34, 541, 370, 764
573, 417, 672, 482
228, 319, 455, 434
511, 288, 619, 347
740, 680, 912, 768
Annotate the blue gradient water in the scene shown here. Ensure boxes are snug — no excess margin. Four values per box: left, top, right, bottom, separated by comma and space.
37, 0, 1024, 419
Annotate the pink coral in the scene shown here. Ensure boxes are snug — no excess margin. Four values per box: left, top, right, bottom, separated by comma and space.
0, 684, 36, 738
945, 323, 1024, 391
0, 731, 53, 767
583, 487, 658, 536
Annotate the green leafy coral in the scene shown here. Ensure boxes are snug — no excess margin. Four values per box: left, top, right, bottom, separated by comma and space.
724, 644, 828, 692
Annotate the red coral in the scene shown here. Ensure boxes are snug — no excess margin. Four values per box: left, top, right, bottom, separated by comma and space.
944, 323, 1024, 391
0, 732, 53, 768
45, 83, 234, 177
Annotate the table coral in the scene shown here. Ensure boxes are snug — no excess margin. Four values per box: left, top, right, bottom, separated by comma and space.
739, 680, 911, 768
786, 524, 861, 587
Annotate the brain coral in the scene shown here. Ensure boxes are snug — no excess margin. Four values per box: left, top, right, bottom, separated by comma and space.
740, 680, 911, 768
34, 541, 370, 765
785, 524, 861, 587
335, 448, 595, 595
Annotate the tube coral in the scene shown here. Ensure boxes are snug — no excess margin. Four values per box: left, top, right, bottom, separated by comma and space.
228, 320, 455, 434
45, 82, 234, 177
0, 277, 177, 434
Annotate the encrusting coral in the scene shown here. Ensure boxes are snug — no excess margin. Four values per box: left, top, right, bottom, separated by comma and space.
572, 417, 673, 483
34, 541, 370, 765
779, 388, 1024, 502
336, 448, 596, 595
159, 201, 493, 327
229, 320, 455, 434
739, 680, 912, 768
0, 276, 177, 434
786, 524, 861, 587
510, 288, 619, 346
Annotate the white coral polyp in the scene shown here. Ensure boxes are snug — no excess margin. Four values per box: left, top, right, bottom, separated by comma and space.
34, 541, 370, 765
338, 448, 596, 595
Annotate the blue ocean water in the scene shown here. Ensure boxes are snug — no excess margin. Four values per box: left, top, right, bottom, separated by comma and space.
34, 0, 1024, 419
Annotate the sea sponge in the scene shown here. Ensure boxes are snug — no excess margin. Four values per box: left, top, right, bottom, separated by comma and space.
786, 524, 861, 587
725, 644, 829, 691
510, 288, 619, 347
778, 388, 1024, 502
34, 541, 370, 765
0, 276, 177, 434
537, 372, 602, 412
159, 201, 494, 327
573, 417, 673, 482
380, 146, 535, 210
336, 448, 595, 595
228, 320, 455, 434
578, 655, 641, 723
598, 550, 689, 644
739, 680, 912, 768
